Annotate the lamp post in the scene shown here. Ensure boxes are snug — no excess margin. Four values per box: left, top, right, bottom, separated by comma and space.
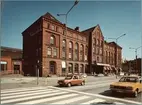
57, 0, 79, 75
108, 34, 126, 78
129, 46, 141, 75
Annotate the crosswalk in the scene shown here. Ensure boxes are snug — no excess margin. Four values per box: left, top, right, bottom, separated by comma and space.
0, 86, 137, 105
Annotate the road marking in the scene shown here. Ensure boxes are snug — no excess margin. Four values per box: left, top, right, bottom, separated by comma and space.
1, 86, 47, 94
51, 95, 90, 104
16, 93, 78, 104
49, 86, 142, 104
1, 89, 53, 97
1, 91, 68, 104
82, 98, 106, 104
1, 89, 59, 100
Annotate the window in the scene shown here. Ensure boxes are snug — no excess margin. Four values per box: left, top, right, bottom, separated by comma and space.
69, 53, 72, 59
80, 44, 84, 61
69, 42, 72, 49
47, 47, 52, 56
62, 40, 66, 58
94, 38, 96, 45
1, 61, 7, 71
74, 64, 79, 73
97, 56, 99, 62
51, 25, 55, 30
47, 23, 50, 29
85, 46, 88, 61
50, 36, 55, 45
96, 39, 99, 45
68, 63, 73, 73
53, 48, 57, 57
62, 51, 65, 58
56, 26, 58, 32
62, 40, 66, 47
75, 43, 79, 60
69, 41, 73, 59
100, 48, 102, 55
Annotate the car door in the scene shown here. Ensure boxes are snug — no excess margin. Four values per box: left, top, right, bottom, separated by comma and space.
71, 75, 77, 85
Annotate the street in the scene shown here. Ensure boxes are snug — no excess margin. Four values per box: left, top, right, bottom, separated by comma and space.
59, 78, 142, 103
1, 75, 142, 104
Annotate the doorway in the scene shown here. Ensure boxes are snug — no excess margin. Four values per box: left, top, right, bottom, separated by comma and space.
49, 61, 56, 74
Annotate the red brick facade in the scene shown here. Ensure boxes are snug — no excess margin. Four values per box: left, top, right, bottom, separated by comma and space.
22, 12, 122, 76
1, 47, 22, 75
22, 13, 88, 77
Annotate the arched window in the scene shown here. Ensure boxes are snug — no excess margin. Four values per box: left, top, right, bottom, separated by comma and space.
69, 41, 73, 59
50, 36, 55, 45
62, 40, 66, 47
68, 63, 73, 73
74, 63, 79, 73
62, 40, 66, 58
85, 46, 88, 61
75, 43, 79, 60
47, 47, 52, 56
69, 42, 73, 49
80, 44, 84, 61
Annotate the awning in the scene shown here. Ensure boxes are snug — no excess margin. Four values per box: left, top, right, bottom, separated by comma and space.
0, 61, 7, 64
97, 63, 110, 66
104, 67, 107, 70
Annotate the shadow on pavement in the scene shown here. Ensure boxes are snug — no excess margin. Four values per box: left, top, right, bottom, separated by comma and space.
99, 90, 136, 98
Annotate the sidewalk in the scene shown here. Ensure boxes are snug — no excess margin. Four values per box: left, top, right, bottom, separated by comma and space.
1, 74, 119, 90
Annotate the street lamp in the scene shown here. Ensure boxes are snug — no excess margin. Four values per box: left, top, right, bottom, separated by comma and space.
57, 0, 79, 75
129, 46, 142, 75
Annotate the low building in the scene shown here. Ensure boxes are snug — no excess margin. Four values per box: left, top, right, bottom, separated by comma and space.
122, 58, 141, 75
1, 46, 23, 75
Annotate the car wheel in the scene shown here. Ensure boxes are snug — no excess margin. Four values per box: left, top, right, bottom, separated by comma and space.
67, 83, 71, 87
81, 81, 85, 85
133, 90, 138, 97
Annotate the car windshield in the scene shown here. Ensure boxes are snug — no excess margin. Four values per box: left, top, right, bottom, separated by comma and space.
119, 77, 138, 83
65, 75, 73, 79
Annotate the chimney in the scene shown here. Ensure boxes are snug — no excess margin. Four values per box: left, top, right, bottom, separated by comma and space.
75, 27, 79, 31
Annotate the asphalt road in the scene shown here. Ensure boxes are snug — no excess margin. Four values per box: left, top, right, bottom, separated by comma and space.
58, 76, 142, 103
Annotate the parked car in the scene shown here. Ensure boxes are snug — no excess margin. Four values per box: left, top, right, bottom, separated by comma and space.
57, 74, 85, 87
110, 76, 142, 97
81, 73, 87, 78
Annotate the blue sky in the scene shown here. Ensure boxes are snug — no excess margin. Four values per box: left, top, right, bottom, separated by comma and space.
1, 0, 141, 60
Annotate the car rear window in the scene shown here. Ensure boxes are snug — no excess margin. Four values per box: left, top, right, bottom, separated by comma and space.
119, 77, 138, 82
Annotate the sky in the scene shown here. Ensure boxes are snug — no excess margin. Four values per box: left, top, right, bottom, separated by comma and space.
1, 0, 142, 60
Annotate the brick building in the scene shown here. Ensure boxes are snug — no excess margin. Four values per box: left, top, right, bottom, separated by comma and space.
22, 12, 122, 76
82, 25, 104, 73
22, 13, 88, 77
122, 58, 141, 75
0, 46, 23, 75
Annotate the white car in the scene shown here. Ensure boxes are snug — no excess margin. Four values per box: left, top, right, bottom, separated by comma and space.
81, 73, 87, 78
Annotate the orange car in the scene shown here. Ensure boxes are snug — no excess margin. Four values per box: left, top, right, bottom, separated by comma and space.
57, 74, 85, 87
110, 76, 142, 97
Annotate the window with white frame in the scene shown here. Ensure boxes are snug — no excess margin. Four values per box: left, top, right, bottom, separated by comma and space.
53, 48, 57, 57
51, 25, 55, 30
50, 36, 55, 45
69, 52, 72, 59
47, 47, 52, 56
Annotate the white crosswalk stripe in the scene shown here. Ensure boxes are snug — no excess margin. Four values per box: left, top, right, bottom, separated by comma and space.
1, 86, 129, 105
82, 98, 106, 104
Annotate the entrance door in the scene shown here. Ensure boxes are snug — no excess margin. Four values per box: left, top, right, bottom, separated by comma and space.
50, 61, 56, 74
14, 65, 20, 74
